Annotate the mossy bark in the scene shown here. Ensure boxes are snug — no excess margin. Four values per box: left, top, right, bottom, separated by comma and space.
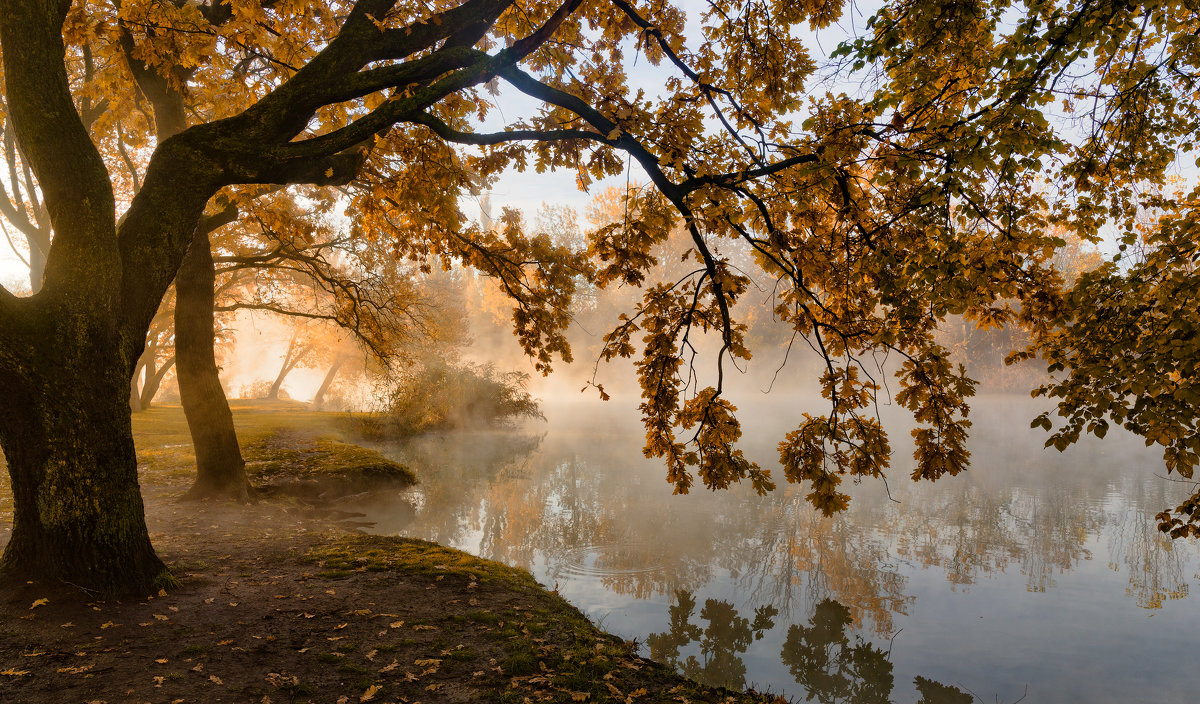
0, 310, 166, 597
176, 231, 250, 501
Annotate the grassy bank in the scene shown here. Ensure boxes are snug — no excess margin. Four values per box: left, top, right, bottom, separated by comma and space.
0, 402, 781, 703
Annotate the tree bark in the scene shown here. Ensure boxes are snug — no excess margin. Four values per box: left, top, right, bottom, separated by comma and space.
311, 353, 347, 410
175, 230, 250, 501
0, 312, 166, 597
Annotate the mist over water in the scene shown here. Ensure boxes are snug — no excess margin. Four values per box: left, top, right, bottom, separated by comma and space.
357, 392, 1200, 703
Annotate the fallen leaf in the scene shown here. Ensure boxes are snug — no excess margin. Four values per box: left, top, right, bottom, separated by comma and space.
30, 598, 49, 610
359, 684, 380, 702
1, 669, 31, 676
209, 674, 223, 685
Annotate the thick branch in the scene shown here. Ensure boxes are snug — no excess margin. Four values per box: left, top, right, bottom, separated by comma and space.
0, 0, 118, 302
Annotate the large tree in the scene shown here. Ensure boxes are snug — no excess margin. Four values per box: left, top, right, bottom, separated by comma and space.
0, 0, 1194, 597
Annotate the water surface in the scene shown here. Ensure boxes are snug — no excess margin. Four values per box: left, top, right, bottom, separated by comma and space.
360, 395, 1200, 703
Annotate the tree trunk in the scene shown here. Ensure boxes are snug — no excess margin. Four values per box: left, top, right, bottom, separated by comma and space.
0, 315, 166, 597
267, 332, 300, 400
130, 357, 145, 412
267, 360, 297, 400
311, 354, 346, 410
140, 356, 174, 410
27, 236, 46, 294
175, 231, 250, 501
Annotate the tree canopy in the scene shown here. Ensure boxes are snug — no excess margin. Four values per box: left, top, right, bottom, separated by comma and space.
0, 0, 1198, 595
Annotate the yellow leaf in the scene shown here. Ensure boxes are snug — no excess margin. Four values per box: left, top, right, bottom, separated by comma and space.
29, 598, 48, 609
359, 684, 380, 702
2, 669, 31, 676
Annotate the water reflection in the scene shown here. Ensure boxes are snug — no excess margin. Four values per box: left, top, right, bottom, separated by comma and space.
365, 396, 1200, 702
648, 591, 973, 704
647, 590, 777, 691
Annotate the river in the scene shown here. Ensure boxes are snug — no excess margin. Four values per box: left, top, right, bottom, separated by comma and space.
357, 394, 1200, 703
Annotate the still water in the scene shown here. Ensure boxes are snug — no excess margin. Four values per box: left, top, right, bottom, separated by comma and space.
360, 395, 1200, 703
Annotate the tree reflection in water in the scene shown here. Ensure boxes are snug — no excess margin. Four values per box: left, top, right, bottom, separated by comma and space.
650, 591, 972, 704
646, 590, 777, 691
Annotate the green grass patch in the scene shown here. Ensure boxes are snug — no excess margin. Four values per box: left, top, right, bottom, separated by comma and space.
305, 535, 540, 588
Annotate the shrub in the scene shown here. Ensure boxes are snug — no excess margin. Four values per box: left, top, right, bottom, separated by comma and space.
349, 360, 543, 438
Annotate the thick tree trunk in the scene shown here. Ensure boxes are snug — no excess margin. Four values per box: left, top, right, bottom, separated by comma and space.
311, 354, 346, 410
0, 315, 166, 597
175, 231, 250, 501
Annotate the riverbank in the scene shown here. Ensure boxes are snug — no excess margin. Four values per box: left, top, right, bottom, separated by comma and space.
0, 402, 780, 703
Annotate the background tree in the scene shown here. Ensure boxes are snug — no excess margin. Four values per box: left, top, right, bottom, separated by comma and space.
129, 286, 176, 411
